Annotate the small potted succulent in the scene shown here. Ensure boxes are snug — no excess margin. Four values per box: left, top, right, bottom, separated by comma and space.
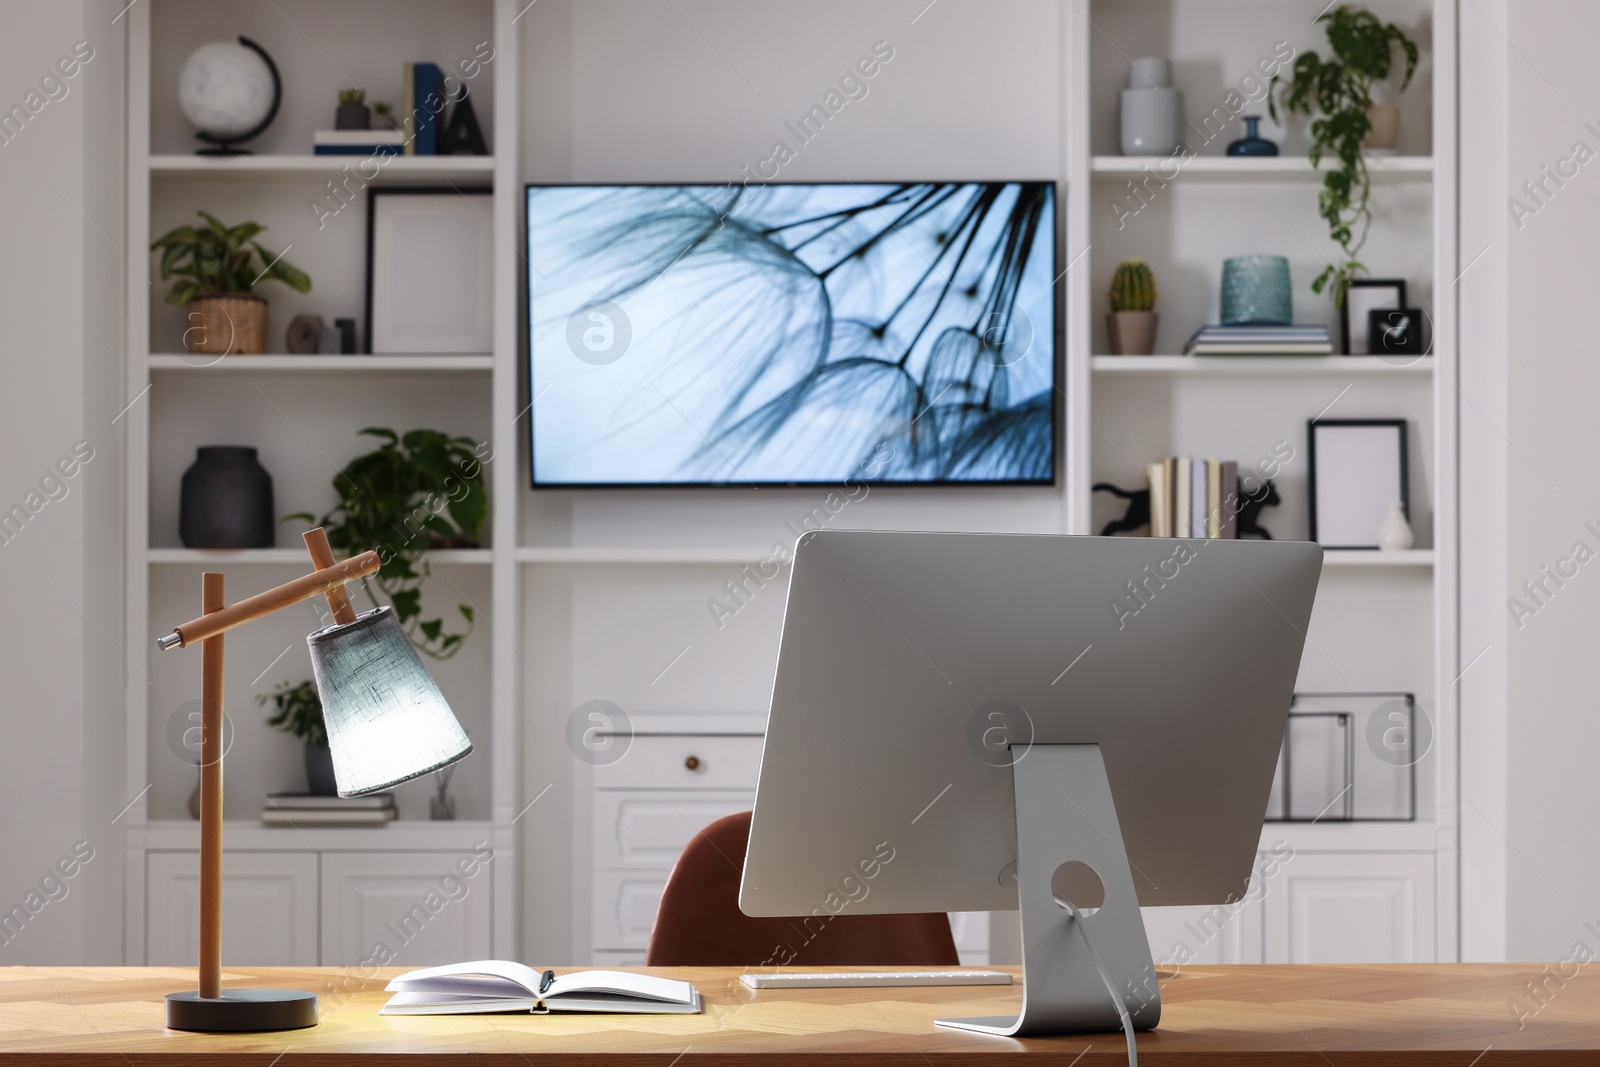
335, 87, 370, 130
152, 212, 312, 354
371, 100, 400, 132
261, 680, 335, 796
1106, 258, 1159, 355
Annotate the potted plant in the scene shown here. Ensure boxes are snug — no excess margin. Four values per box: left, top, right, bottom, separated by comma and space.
335, 87, 370, 130
1106, 258, 1158, 355
152, 212, 311, 354
371, 100, 399, 132
1268, 5, 1419, 306
260, 680, 335, 796
289, 428, 487, 660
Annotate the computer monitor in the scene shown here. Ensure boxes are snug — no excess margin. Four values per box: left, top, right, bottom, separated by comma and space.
740, 530, 1322, 1037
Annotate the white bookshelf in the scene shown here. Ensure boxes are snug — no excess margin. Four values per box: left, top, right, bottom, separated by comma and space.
1072, 0, 1459, 961
122, 0, 522, 966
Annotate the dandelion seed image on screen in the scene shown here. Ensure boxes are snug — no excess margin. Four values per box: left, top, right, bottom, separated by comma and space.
526, 182, 1058, 486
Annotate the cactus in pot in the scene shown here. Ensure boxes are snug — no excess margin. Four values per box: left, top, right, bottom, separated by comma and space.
1106, 257, 1159, 355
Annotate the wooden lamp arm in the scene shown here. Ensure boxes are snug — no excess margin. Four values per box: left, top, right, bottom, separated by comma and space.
156, 532, 379, 651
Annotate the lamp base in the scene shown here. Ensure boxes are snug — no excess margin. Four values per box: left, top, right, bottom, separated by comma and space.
165, 989, 318, 1032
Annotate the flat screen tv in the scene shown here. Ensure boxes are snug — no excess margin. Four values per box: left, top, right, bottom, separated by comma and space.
526, 182, 1058, 487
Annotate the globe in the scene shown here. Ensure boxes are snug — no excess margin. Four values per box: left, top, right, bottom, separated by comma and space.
177, 40, 276, 140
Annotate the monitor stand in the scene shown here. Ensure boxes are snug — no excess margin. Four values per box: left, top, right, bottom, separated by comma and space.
937, 743, 1162, 1037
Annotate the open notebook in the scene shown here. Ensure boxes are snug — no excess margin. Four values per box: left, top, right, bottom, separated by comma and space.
380, 960, 702, 1015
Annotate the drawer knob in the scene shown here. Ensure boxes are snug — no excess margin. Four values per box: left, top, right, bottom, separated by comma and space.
684, 755, 701, 771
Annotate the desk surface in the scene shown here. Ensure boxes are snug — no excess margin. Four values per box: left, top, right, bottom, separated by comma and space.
1, 964, 1597, 1064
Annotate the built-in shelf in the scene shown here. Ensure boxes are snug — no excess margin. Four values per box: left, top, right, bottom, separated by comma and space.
148, 354, 494, 373
1093, 356, 1434, 377
149, 154, 495, 182
516, 547, 771, 565
149, 548, 492, 565
1323, 550, 1434, 568
140, 819, 495, 851
1090, 155, 1434, 183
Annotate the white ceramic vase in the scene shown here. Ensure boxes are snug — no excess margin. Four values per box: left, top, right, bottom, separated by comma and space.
1378, 501, 1414, 551
1120, 58, 1185, 156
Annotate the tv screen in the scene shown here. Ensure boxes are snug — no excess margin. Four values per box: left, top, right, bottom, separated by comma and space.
526, 182, 1058, 487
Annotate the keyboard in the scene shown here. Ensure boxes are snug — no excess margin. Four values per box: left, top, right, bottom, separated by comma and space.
740, 970, 1012, 989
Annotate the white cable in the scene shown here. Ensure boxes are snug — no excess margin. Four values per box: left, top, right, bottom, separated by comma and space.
1057, 897, 1137, 1067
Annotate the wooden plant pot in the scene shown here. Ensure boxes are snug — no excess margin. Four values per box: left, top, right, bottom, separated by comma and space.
1106, 311, 1158, 356
186, 294, 268, 355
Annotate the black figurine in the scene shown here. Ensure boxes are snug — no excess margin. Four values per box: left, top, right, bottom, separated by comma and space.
1093, 482, 1150, 536
1235, 478, 1280, 539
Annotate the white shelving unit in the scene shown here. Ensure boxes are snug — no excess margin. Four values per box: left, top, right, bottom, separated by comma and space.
122, 0, 522, 966
1072, 0, 1459, 962
116, 0, 1461, 970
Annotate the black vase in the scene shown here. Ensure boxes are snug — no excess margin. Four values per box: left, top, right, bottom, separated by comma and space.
179, 446, 275, 548
304, 743, 338, 797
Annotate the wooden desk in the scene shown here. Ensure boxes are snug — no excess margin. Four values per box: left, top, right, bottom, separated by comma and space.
1, 964, 1597, 1064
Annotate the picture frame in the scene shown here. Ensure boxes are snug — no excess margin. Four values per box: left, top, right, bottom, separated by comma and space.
1307, 418, 1409, 548
365, 186, 494, 354
1267, 692, 1419, 822
1340, 277, 1406, 355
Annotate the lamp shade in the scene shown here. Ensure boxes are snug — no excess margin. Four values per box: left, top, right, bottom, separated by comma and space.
307, 605, 472, 797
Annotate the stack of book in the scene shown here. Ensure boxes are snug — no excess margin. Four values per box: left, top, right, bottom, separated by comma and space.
1146, 457, 1240, 538
261, 792, 396, 827
313, 129, 406, 157
1183, 324, 1332, 356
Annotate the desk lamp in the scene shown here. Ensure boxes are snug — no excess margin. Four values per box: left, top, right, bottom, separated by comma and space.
155, 528, 472, 1032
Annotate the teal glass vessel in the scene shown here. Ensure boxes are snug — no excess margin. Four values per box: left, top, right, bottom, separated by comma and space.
1220, 255, 1292, 325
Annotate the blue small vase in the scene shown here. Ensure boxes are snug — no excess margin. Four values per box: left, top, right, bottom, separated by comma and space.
1220, 256, 1292, 325
1227, 115, 1278, 157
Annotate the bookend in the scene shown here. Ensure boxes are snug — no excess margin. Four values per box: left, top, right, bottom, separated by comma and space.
937, 744, 1161, 1037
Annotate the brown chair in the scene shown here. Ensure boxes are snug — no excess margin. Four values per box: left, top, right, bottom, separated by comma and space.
645, 811, 959, 967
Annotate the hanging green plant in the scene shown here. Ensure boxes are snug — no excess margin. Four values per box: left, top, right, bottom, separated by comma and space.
1268, 5, 1419, 306
288, 428, 487, 660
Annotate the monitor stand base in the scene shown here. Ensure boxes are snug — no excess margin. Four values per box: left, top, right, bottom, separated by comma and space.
937, 743, 1162, 1037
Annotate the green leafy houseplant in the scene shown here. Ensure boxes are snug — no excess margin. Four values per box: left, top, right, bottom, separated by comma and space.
337, 88, 367, 106
260, 680, 326, 747
1268, 5, 1419, 305
289, 428, 487, 660
151, 211, 312, 308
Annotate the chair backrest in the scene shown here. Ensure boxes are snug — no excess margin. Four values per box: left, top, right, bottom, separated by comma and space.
644, 811, 960, 967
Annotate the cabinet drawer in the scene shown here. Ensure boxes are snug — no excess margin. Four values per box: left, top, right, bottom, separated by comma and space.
592, 871, 669, 951
593, 734, 762, 790
593, 791, 755, 869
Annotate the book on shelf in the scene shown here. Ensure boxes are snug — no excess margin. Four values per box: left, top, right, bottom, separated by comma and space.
1184, 324, 1333, 356
263, 791, 395, 810
261, 791, 397, 826
261, 806, 397, 826
401, 61, 446, 155
312, 129, 405, 156
1145, 457, 1242, 539
381, 960, 702, 1016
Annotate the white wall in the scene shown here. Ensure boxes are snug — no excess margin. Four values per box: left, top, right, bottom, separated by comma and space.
0, 0, 125, 964
1460, 0, 1600, 960
514, 0, 1064, 965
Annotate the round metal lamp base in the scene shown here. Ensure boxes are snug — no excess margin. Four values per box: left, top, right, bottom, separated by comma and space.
165, 989, 318, 1032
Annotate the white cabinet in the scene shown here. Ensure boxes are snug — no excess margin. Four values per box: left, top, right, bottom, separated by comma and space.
140, 828, 497, 968
146, 851, 319, 966
319, 852, 493, 967
1263, 851, 1436, 963
1142, 897, 1265, 968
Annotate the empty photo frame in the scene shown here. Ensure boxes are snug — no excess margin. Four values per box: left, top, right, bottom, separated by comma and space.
366, 187, 494, 353
1341, 278, 1406, 355
1308, 419, 1409, 548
